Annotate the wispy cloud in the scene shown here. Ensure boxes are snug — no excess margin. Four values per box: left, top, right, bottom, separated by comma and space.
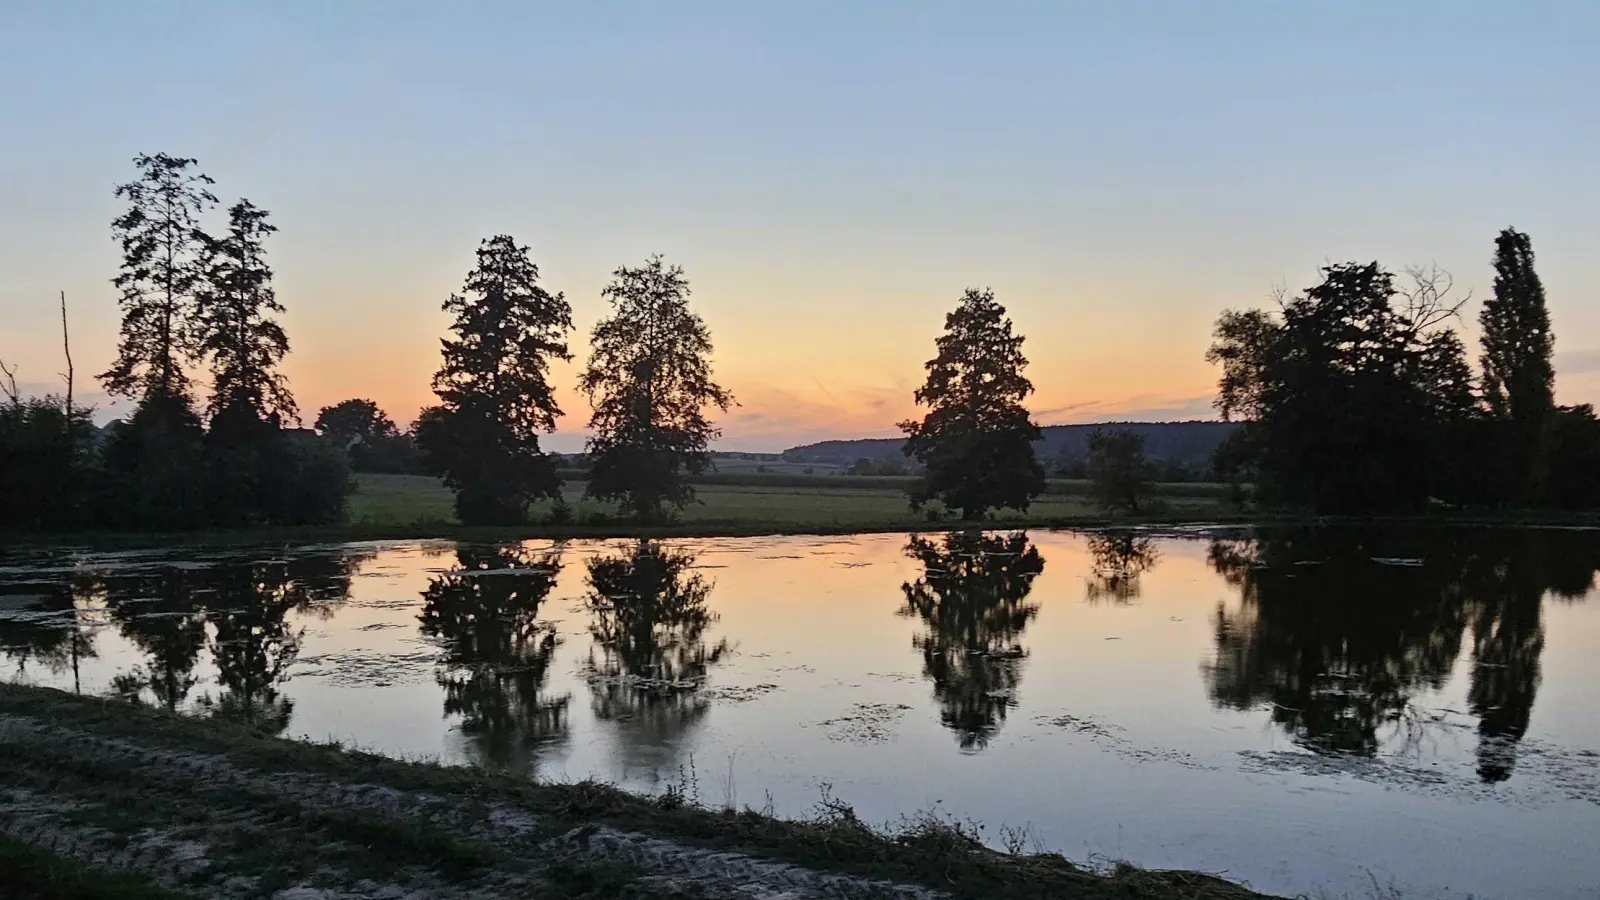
1037, 392, 1219, 425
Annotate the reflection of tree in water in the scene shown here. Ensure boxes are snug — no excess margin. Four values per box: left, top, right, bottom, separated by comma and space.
201, 555, 357, 734
899, 531, 1044, 752
0, 573, 99, 692
1460, 531, 1594, 782
583, 541, 729, 769
420, 545, 569, 775
106, 569, 207, 709
96, 552, 359, 733
1084, 532, 1159, 604
1204, 528, 1599, 779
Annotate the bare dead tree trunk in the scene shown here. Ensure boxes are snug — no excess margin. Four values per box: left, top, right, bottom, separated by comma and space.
60, 291, 74, 422
0, 357, 18, 405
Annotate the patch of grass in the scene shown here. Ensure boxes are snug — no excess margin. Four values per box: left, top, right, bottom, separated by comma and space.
346, 472, 1234, 531
0, 834, 188, 900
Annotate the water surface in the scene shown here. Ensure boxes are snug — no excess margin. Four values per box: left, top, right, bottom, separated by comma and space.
4, 527, 1598, 899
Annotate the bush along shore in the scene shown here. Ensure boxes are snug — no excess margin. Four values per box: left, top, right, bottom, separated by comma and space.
0, 683, 1275, 900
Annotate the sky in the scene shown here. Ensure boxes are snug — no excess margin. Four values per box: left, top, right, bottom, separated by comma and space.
1, 1, 1597, 452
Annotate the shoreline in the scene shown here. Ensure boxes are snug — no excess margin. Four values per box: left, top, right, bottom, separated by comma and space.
7, 508, 1600, 552
0, 682, 1275, 899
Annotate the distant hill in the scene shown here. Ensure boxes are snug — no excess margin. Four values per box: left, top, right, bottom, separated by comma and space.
782, 421, 1239, 469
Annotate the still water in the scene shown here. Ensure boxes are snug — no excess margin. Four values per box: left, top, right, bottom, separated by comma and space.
3, 527, 1598, 899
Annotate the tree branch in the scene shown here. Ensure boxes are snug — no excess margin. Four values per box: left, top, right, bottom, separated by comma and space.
1400, 263, 1470, 336
0, 356, 18, 405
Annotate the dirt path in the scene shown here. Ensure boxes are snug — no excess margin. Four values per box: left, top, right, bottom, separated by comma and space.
0, 685, 1272, 900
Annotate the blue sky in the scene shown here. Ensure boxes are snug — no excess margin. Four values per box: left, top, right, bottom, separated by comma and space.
1, 1, 1596, 450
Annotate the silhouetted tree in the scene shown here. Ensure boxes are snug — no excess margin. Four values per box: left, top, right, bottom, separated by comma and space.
420, 546, 570, 775
194, 199, 309, 525
900, 288, 1044, 520
100, 391, 209, 529
580, 256, 733, 521
316, 399, 397, 447
102, 153, 217, 403
1086, 428, 1151, 513
898, 531, 1044, 751
197, 199, 294, 423
1480, 228, 1555, 500
1084, 532, 1159, 603
1538, 405, 1600, 509
1206, 264, 1471, 513
583, 540, 729, 760
315, 399, 421, 474
0, 398, 96, 529
419, 236, 572, 525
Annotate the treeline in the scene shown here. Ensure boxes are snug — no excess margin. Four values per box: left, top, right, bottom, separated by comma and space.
2, 155, 348, 531
4, 152, 1594, 530
1208, 232, 1599, 513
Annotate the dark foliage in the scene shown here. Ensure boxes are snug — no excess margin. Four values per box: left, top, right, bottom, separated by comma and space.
99, 391, 211, 530
783, 422, 1239, 470
581, 255, 733, 522
583, 541, 729, 756
898, 531, 1044, 751
420, 236, 572, 525
197, 199, 295, 423
1205, 526, 1600, 779
1084, 532, 1159, 604
900, 288, 1045, 520
1538, 405, 1600, 510
420, 546, 570, 775
1206, 263, 1474, 513
13, 153, 354, 535
1480, 228, 1556, 501
102, 153, 217, 402
315, 399, 424, 474
1085, 428, 1152, 513
1206, 232, 1593, 513
0, 399, 96, 529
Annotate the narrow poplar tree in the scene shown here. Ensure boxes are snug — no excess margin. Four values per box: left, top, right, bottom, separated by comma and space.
1479, 228, 1556, 499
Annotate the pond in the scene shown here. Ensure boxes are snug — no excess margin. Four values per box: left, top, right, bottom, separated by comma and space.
3, 527, 1598, 899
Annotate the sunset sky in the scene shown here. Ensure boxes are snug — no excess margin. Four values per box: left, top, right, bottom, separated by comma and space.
2, 1, 1597, 452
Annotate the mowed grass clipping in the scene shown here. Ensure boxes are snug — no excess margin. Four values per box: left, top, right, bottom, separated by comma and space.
347, 473, 1229, 528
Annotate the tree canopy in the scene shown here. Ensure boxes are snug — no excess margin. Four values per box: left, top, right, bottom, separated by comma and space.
102, 153, 217, 403
900, 288, 1044, 519
419, 235, 572, 524
580, 255, 732, 521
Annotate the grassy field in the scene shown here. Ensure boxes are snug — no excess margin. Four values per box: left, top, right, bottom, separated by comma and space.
347, 472, 1234, 531
0, 683, 1276, 900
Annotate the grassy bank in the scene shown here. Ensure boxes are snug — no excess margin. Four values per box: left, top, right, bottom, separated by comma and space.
4, 473, 1246, 550
0, 683, 1273, 899
9, 472, 1600, 552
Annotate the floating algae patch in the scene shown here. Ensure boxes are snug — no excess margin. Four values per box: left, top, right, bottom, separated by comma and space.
817, 703, 914, 744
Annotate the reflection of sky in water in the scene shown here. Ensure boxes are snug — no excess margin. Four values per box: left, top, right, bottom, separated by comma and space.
4, 529, 1600, 900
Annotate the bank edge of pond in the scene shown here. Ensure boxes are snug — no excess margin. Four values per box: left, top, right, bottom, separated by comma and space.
8, 507, 1600, 552
0, 683, 1278, 900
